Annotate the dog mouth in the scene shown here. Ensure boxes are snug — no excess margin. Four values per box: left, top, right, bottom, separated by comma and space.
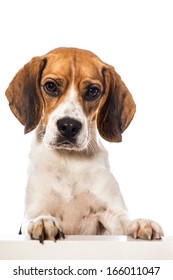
45, 137, 89, 152
61, 140, 72, 145
44, 139, 83, 151
43, 128, 89, 151
56, 136, 78, 149
57, 140, 75, 149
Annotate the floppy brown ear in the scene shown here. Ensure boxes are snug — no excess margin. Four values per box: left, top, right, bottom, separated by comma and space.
5, 57, 47, 134
97, 66, 136, 142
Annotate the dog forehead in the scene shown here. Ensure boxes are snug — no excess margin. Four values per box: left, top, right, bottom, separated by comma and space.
42, 55, 73, 77
43, 48, 104, 80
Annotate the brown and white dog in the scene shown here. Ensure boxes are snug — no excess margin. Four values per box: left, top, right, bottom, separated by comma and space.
6, 47, 163, 242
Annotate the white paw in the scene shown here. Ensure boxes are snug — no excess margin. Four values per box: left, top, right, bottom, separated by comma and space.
126, 219, 164, 240
27, 216, 64, 243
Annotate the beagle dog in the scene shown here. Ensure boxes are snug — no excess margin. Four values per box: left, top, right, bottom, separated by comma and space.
6, 47, 163, 242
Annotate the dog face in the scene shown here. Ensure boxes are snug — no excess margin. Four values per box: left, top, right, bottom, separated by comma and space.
40, 49, 107, 151
5, 48, 136, 150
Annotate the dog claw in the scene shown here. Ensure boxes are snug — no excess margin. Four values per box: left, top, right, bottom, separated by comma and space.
55, 230, 65, 241
39, 233, 45, 244
28, 217, 64, 243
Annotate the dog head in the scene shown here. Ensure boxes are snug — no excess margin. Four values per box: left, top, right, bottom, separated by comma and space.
5, 47, 136, 151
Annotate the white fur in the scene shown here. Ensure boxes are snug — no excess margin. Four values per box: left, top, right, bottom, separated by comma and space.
43, 85, 88, 151
22, 69, 164, 240
23, 136, 129, 236
22, 106, 164, 239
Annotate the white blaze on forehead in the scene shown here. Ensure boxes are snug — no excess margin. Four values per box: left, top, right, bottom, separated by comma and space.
52, 84, 84, 121
43, 83, 89, 150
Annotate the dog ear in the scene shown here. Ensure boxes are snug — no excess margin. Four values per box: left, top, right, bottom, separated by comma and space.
97, 66, 136, 142
5, 57, 47, 134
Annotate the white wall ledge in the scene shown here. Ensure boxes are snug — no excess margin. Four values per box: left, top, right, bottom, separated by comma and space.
0, 235, 173, 260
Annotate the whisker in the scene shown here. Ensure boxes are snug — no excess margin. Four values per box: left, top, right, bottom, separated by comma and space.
86, 135, 98, 155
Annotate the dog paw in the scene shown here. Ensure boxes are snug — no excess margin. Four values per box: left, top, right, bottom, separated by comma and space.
27, 216, 65, 243
126, 219, 164, 240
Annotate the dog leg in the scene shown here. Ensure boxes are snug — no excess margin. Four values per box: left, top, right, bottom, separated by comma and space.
26, 216, 64, 243
126, 219, 164, 240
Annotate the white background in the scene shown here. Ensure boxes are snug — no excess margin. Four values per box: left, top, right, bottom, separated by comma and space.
0, 0, 173, 236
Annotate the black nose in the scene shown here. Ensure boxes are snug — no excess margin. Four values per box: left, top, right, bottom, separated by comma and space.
57, 118, 82, 139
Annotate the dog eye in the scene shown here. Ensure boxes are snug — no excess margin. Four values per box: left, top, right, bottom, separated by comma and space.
44, 81, 59, 97
84, 86, 101, 101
